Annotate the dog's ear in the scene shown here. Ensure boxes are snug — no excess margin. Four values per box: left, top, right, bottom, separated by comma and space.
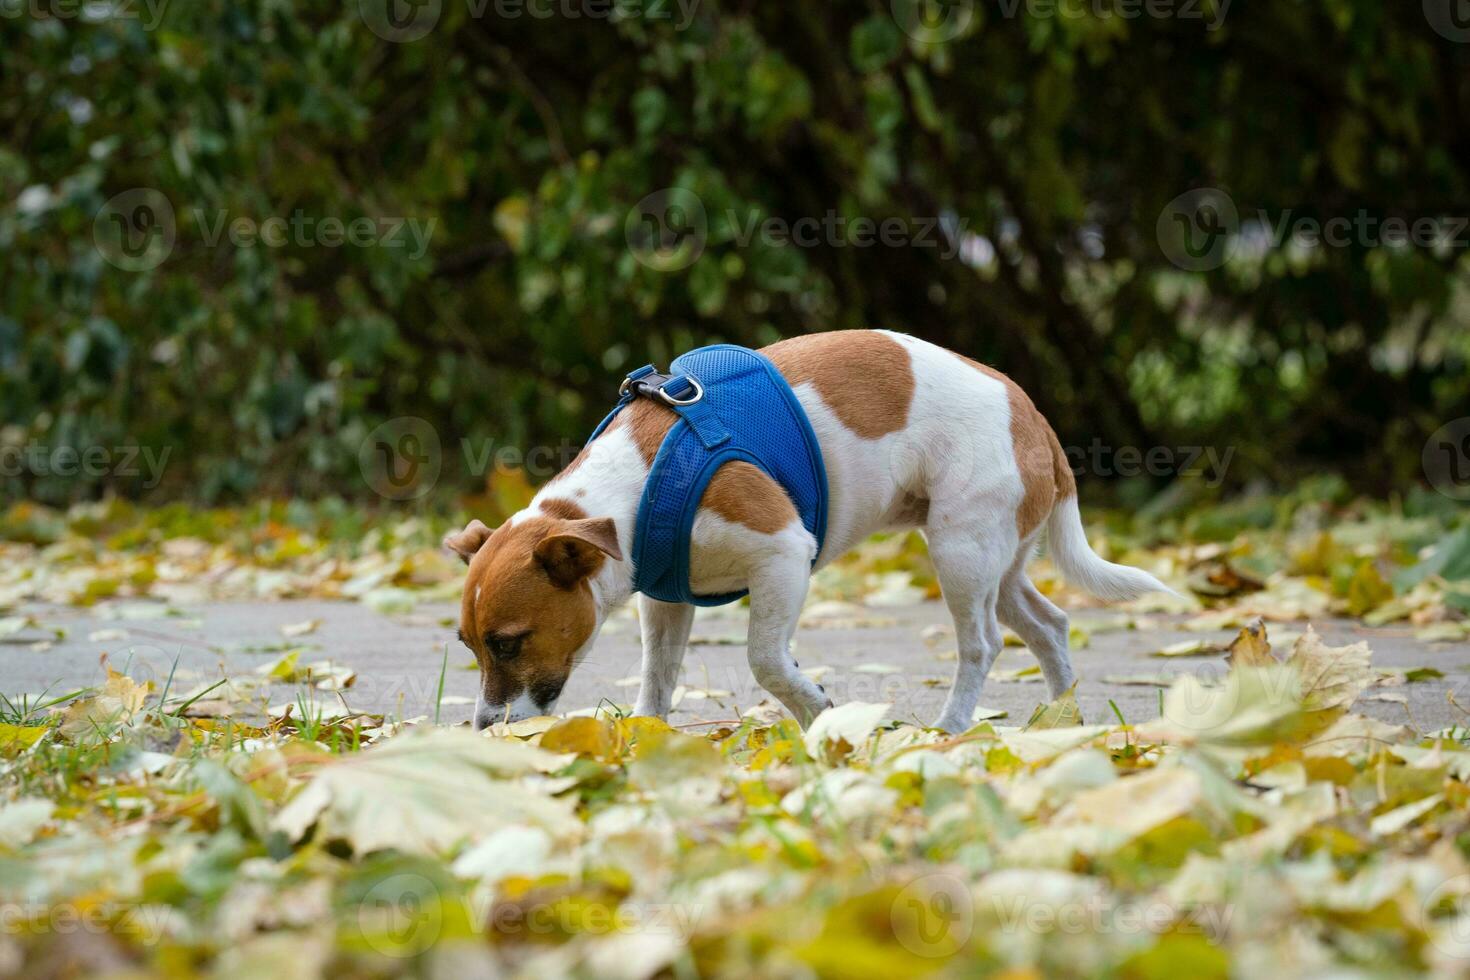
443, 519, 493, 564
533, 518, 622, 589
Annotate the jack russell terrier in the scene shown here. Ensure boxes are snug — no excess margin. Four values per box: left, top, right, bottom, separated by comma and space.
445, 330, 1171, 733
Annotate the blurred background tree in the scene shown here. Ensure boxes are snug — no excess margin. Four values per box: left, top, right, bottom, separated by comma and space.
3, 0, 1467, 505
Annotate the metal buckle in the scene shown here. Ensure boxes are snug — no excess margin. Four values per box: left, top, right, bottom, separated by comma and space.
657, 377, 704, 407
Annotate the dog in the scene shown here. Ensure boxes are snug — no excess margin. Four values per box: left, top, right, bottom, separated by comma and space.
445, 330, 1171, 732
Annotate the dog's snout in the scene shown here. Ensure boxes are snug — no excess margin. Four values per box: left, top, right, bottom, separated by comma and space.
472, 690, 550, 731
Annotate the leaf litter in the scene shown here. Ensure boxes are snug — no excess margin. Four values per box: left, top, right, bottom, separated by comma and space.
1, 494, 1469, 974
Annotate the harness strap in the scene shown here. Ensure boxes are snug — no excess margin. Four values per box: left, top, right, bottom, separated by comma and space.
587, 345, 828, 606
614, 365, 730, 449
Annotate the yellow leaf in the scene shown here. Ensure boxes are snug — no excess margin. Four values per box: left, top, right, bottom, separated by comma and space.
1226, 619, 1277, 668
540, 717, 620, 761
1024, 686, 1082, 730
0, 723, 49, 753
1346, 560, 1393, 617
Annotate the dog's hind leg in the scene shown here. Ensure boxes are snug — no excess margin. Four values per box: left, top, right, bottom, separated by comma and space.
633, 595, 694, 719
996, 548, 1075, 700
926, 522, 1013, 734
745, 549, 832, 727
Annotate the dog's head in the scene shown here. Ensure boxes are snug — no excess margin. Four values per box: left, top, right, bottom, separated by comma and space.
444, 512, 621, 729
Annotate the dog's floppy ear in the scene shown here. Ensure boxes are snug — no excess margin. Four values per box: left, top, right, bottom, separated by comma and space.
533, 518, 622, 589
443, 519, 493, 564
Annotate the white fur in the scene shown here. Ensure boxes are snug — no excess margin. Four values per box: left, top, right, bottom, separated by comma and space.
475, 688, 543, 727
1047, 496, 1174, 601
499, 331, 1170, 732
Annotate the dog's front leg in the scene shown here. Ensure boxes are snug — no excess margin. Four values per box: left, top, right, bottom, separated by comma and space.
633, 595, 694, 719
746, 553, 832, 728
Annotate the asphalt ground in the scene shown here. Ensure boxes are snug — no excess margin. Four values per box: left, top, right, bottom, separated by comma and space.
7, 598, 1467, 733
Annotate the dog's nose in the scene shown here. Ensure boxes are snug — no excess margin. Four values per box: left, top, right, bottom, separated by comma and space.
472, 693, 501, 732
472, 691, 546, 731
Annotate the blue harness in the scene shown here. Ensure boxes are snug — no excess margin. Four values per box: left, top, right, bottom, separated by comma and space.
588, 345, 828, 606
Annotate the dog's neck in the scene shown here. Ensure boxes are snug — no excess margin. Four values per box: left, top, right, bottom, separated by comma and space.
526, 422, 649, 619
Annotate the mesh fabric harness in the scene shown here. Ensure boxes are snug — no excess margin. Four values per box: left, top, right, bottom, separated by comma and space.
587, 345, 829, 606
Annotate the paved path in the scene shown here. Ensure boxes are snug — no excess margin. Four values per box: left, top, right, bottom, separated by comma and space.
6, 599, 1468, 733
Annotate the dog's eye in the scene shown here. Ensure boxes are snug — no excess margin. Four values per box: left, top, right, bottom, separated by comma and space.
485, 633, 526, 662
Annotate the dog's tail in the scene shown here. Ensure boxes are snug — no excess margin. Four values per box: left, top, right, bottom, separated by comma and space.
1044, 434, 1175, 601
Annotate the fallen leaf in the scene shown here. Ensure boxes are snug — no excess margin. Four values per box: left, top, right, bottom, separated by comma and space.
280, 619, 322, 638
804, 702, 891, 762
1287, 627, 1373, 712
273, 728, 576, 854
1226, 619, 1277, 668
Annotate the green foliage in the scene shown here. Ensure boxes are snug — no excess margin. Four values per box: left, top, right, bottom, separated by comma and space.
2, 2, 1468, 502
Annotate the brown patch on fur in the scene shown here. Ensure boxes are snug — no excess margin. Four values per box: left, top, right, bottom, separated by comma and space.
539, 497, 587, 521
954, 353, 1072, 539
699, 461, 798, 534
763, 331, 915, 439
619, 400, 678, 465
458, 516, 601, 709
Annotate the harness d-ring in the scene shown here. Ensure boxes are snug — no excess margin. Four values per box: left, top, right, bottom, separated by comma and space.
657, 377, 704, 407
